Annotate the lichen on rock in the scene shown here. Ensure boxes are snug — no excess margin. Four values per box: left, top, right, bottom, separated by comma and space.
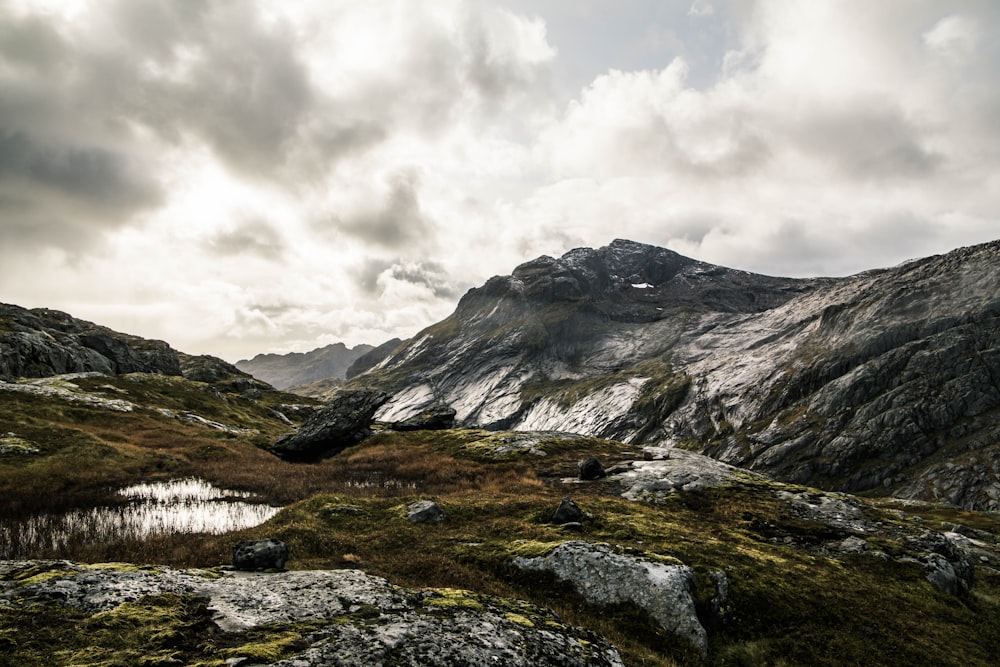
513, 541, 711, 654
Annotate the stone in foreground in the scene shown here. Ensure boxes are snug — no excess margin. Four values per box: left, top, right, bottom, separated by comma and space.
407, 500, 447, 524
514, 541, 712, 655
1, 560, 625, 667
232, 538, 289, 571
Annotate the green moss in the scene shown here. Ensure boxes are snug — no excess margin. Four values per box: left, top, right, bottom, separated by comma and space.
218, 630, 305, 662
423, 588, 485, 610
509, 540, 565, 558
504, 611, 536, 627
0, 593, 216, 667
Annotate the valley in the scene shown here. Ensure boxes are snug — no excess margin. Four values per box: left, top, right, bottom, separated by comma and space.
2, 239, 1000, 666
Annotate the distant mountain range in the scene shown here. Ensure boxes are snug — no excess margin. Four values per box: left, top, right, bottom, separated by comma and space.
346, 238, 1000, 510
236, 343, 377, 389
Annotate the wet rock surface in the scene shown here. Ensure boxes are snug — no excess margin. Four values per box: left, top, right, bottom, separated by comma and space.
0, 561, 625, 666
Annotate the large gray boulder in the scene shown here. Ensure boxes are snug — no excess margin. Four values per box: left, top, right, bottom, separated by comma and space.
272, 389, 390, 461
1, 560, 625, 666
513, 541, 710, 655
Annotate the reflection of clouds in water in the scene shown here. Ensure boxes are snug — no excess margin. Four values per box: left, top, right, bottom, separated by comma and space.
118, 477, 257, 502
0, 478, 279, 559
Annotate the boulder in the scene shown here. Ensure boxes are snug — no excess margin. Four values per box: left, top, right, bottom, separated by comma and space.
551, 498, 587, 524
390, 405, 457, 431
407, 500, 447, 524
578, 457, 607, 480
513, 541, 710, 655
272, 389, 391, 461
232, 538, 289, 571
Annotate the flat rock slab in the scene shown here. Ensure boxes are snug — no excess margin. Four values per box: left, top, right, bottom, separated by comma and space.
0, 561, 625, 666
610, 447, 762, 501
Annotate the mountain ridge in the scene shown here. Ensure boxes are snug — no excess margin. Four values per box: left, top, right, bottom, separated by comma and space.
350, 238, 1000, 509
236, 342, 375, 389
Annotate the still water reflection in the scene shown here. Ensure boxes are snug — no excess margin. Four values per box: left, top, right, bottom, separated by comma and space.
0, 478, 280, 559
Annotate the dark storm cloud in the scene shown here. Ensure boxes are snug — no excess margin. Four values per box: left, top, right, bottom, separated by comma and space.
0, 11, 66, 71
206, 218, 286, 261
338, 172, 431, 249
786, 104, 942, 181
390, 260, 463, 300
355, 256, 461, 300
0, 130, 158, 210
0, 129, 162, 249
99, 0, 314, 177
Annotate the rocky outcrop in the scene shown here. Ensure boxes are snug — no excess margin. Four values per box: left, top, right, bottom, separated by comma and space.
272, 389, 390, 461
389, 404, 457, 431
0, 304, 182, 379
513, 541, 712, 655
610, 446, 765, 502
0, 303, 260, 392
0, 560, 624, 666
236, 342, 375, 389
578, 457, 607, 480
348, 239, 1000, 509
551, 498, 587, 524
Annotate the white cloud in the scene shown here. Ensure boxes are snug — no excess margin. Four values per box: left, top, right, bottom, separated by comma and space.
688, 1, 715, 18
924, 14, 980, 63
1, 0, 998, 361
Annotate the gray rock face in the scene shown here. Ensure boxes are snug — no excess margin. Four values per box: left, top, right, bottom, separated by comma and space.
356, 240, 1000, 509
0, 303, 258, 391
389, 404, 457, 431
0, 304, 183, 379
406, 500, 446, 524
272, 389, 391, 461
232, 539, 289, 571
513, 541, 709, 655
1, 561, 625, 666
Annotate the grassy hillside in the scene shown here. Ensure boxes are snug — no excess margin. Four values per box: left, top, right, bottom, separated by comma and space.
2, 375, 999, 666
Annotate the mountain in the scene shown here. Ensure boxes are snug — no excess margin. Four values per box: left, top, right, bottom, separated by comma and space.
3, 294, 1000, 666
346, 337, 405, 379
348, 238, 1000, 510
236, 342, 375, 389
0, 303, 247, 385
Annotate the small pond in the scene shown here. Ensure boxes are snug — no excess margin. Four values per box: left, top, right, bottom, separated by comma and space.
0, 478, 280, 560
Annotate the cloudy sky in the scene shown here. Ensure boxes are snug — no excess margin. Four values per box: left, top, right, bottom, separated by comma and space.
1, 0, 998, 362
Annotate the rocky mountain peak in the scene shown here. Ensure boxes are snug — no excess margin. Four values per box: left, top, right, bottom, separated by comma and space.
354, 238, 1000, 510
